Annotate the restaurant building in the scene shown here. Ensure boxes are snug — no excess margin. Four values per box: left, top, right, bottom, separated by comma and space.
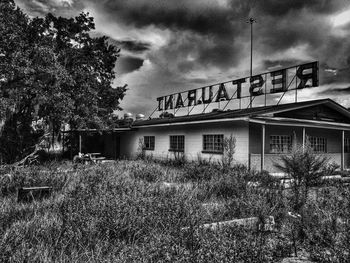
74, 98, 350, 173
72, 61, 350, 172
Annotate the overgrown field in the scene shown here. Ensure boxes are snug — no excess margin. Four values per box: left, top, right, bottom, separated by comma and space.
1, 160, 350, 262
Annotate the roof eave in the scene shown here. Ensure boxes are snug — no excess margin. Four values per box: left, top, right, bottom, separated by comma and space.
250, 116, 350, 130
133, 117, 250, 128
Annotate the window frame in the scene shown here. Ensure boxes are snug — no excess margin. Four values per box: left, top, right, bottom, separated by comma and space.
269, 135, 292, 154
169, 135, 185, 152
202, 134, 224, 154
143, 136, 155, 150
345, 138, 350, 153
308, 136, 327, 153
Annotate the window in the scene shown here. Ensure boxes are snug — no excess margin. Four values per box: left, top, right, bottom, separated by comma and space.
270, 135, 292, 153
203, 134, 224, 153
169, 135, 185, 152
345, 138, 350, 153
143, 136, 155, 150
308, 136, 327, 153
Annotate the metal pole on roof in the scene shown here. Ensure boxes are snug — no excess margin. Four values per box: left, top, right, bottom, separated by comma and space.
295, 66, 298, 103
247, 17, 256, 108
79, 134, 82, 153
341, 130, 345, 170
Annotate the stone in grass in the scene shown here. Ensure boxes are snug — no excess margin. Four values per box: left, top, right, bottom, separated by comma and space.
17, 186, 53, 202
181, 216, 275, 232
281, 249, 315, 263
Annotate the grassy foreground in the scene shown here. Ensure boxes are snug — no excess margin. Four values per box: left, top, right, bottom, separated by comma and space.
0, 160, 350, 262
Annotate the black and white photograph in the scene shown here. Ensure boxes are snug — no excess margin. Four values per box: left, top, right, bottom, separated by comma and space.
1, 0, 350, 262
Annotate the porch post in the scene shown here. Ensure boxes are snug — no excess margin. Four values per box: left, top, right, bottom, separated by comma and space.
79, 133, 82, 153
341, 130, 345, 171
261, 124, 265, 171
302, 127, 306, 151
114, 133, 117, 159
62, 131, 65, 155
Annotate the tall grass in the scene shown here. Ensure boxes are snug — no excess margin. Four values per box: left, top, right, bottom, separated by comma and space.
0, 159, 349, 262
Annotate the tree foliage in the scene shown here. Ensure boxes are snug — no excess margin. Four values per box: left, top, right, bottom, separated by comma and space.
0, 0, 127, 163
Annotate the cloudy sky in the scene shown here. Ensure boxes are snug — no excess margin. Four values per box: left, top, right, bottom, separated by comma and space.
15, 0, 350, 116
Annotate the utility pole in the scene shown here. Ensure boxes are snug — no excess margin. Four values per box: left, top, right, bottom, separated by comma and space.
247, 17, 256, 108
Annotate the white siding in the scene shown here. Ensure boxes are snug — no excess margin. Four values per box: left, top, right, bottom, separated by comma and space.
120, 121, 249, 164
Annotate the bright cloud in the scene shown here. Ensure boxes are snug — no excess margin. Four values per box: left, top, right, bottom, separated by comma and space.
332, 8, 350, 27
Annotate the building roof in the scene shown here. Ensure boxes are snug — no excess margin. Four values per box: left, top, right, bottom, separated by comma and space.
62, 127, 131, 133
133, 98, 350, 127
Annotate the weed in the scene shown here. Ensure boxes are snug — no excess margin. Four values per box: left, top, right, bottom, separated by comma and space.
0, 159, 348, 262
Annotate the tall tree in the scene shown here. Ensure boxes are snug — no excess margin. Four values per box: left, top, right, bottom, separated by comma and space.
0, 0, 126, 163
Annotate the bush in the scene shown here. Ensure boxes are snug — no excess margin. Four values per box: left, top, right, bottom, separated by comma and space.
221, 134, 236, 170
275, 144, 329, 213
129, 160, 163, 182
182, 161, 221, 181
303, 186, 350, 262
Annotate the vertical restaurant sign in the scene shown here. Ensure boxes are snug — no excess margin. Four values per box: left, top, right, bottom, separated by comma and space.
156, 61, 319, 111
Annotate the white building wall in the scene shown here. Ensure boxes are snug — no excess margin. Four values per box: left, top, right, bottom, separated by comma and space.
120, 121, 249, 164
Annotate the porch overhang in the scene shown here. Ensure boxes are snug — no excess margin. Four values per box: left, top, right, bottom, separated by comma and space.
249, 116, 350, 131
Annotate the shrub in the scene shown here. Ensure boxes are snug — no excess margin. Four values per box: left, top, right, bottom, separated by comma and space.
136, 137, 146, 160
171, 151, 187, 166
221, 134, 236, 170
208, 174, 245, 199
303, 186, 350, 262
183, 161, 221, 181
129, 161, 162, 182
275, 144, 329, 212
322, 161, 340, 176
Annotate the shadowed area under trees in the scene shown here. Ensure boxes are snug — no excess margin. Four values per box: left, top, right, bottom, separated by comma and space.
0, 0, 127, 163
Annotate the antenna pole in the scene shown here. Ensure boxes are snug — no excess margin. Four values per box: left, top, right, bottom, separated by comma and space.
247, 17, 256, 108
250, 19, 253, 78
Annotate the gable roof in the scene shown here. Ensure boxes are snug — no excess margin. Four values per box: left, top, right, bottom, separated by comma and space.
133, 99, 350, 127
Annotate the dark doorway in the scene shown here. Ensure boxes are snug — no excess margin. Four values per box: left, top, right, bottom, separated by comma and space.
80, 132, 121, 159
82, 133, 104, 154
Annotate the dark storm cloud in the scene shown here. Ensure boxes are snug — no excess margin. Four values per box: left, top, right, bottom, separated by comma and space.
252, 0, 344, 17
16, 0, 349, 67
255, 10, 334, 56
262, 59, 306, 70
197, 41, 244, 68
90, 0, 349, 71
91, 0, 254, 69
18, 0, 348, 71
329, 86, 350, 93
114, 40, 151, 53
99, 0, 250, 38
318, 86, 350, 95
95, 0, 344, 45
322, 67, 350, 85
318, 37, 350, 84
106, 37, 151, 53
116, 56, 144, 75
